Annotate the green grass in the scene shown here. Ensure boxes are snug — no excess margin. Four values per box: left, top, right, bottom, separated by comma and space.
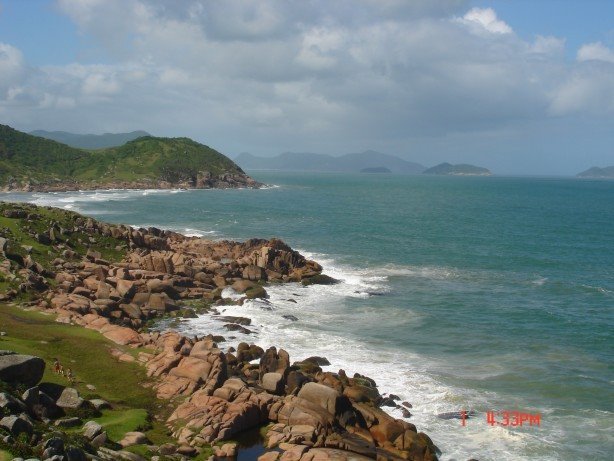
88, 408, 149, 441
0, 304, 183, 449
0, 450, 11, 461
0, 304, 155, 409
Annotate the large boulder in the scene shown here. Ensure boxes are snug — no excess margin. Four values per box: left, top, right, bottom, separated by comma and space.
297, 382, 340, 415
0, 415, 33, 436
0, 352, 45, 387
56, 387, 86, 410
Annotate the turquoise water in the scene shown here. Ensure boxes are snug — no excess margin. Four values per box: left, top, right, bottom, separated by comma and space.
4, 173, 613, 460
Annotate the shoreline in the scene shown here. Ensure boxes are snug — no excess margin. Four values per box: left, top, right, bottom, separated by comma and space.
0, 201, 442, 460
0, 173, 264, 193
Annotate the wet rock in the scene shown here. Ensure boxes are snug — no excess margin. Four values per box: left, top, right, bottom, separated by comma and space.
303, 356, 331, 366
300, 274, 339, 286
224, 323, 253, 334
216, 316, 252, 325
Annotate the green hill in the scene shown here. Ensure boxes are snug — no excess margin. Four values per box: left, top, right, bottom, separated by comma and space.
0, 124, 260, 191
423, 162, 491, 176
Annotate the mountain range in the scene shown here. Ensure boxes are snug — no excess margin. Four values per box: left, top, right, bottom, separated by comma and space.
29, 129, 151, 149
235, 150, 425, 174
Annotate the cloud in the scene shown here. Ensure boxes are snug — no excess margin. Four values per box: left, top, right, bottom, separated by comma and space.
0, 0, 611, 174
457, 7, 512, 35
0, 42, 26, 96
577, 41, 614, 63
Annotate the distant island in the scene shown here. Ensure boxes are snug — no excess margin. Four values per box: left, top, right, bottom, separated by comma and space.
0, 124, 260, 191
360, 166, 391, 173
577, 166, 614, 178
423, 162, 491, 176
235, 150, 425, 174
29, 129, 151, 149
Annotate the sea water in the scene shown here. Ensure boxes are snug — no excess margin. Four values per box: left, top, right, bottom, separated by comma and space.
4, 173, 613, 460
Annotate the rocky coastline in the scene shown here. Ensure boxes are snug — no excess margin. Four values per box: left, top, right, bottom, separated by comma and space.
1, 172, 263, 193
0, 202, 440, 461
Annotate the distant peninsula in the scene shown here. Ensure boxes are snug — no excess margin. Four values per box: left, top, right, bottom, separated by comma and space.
576, 166, 614, 179
29, 129, 151, 149
0, 124, 261, 192
235, 150, 425, 174
360, 166, 391, 173
423, 162, 491, 176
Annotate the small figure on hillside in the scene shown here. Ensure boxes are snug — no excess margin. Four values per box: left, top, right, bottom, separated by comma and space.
53, 358, 60, 373
66, 368, 74, 384
58, 364, 65, 376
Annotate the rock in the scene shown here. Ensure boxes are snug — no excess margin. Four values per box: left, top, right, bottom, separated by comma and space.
0, 415, 33, 436
246, 285, 268, 299
215, 316, 252, 326
176, 445, 197, 456
55, 416, 82, 427
258, 453, 280, 461
158, 443, 176, 455
116, 279, 137, 299
44, 437, 65, 454
214, 443, 237, 457
224, 323, 253, 334
83, 420, 103, 439
243, 265, 267, 281
56, 387, 85, 410
102, 325, 142, 345
91, 431, 108, 448
232, 279, 258, 293
119, 431, 150, 448
283, 315, 298, 321
89, 398, 111, 410
303, 356, 331, 366
262, 372, 284, 395
297, 382, 340, 415
0, 353, 45, 387
300, 274, 339, 286
260, 347, 290, 379
286, 371, 309, 395
0, 392, 27, 414
65, 447, 88, 461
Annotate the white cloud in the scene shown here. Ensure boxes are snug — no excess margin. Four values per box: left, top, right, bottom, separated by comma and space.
0, 42, 26, 95
530, 35, 565, 55
457, 7, 512, 35
577, 42, 614, 63
0, 0, 611, 173
82, 73, 121, 96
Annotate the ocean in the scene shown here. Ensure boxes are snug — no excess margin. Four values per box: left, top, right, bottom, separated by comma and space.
4, 172, 613, 460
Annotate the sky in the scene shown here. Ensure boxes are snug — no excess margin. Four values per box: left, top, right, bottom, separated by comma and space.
0, 0, 612, 175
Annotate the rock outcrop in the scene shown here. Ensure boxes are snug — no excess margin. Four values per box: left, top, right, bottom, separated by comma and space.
0, 202, 442, 460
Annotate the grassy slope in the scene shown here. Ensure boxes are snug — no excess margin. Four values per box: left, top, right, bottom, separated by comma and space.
0, 304, 172, 445
0, 202, 126, 295
0, 124, 245, 187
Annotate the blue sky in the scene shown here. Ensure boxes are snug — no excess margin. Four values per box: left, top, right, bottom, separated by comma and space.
0, 0, 612, 175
